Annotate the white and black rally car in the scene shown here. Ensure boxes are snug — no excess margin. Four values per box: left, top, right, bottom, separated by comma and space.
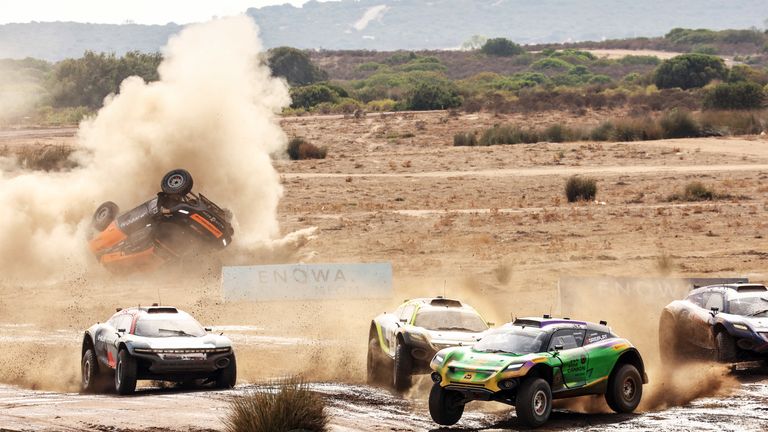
81, 305, 236, 394
367, 297, 492, 391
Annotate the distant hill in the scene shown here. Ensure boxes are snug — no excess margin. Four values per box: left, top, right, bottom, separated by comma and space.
1, 0, 767, 60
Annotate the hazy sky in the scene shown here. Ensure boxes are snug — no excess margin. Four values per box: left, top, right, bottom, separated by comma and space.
0, 1, 336, 25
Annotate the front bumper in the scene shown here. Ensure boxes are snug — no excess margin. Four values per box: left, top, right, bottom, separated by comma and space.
130, 348, 233, 375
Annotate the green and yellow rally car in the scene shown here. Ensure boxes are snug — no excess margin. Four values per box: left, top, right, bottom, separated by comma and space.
428, 316, 648, 427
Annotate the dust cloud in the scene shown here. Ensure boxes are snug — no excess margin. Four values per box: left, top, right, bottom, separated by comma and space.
0, 15, 306, 283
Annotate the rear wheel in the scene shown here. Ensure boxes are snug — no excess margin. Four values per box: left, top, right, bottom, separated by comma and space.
367, 337, 387, 385
428, 383, 464, 425
658, 312, 681, 363
215, 354, 237, 389
515, 377, 552, 427
715, 331, 737, 363
115, 349, 137, 395
393, 340, 413, 391
92, 201, 119, 232
605, 364, 642, 413
161, 169, 193, 195
81, 349, 109, 393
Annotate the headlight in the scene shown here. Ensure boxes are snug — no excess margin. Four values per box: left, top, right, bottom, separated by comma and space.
504, 362, 524, 371
430, 353, 445, 370
733, 323, 750, 331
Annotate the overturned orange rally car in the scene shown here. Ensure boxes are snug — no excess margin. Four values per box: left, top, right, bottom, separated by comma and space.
89, 169, 234, 272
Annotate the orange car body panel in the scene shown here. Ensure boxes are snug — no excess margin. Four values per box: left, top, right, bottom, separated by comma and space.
190, 213, 223, 238
88, 221, 127, 253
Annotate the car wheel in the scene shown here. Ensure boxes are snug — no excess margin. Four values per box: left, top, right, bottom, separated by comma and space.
428, 382, 464, 425
658, 311, 681, 363
161, 169, 194, 195
92, 201, 119, 232
215, 354, 237, 389
115, 349, 137, 395
367, 337, 385, 385
81, 349, 108, 393
515, 377, 552, 427
393, 339, 413, 391
715, 331, 737, 363
605, 363, 643, 413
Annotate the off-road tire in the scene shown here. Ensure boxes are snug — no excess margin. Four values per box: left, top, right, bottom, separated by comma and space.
115, 349, 137, 395
92, 201, 119, 232
715, 331, 737, 363
81, 348, 110, 393
658, 312, 681, 363
367, 337, 390, 385
605, 363, 643, 413
516, 377, 552, 427
428, 383, 464, 425
393, 339, 413, 391
161, 169, 193, 195
215, 354, 237, 389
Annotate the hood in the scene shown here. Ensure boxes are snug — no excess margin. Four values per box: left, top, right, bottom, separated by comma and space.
739, 316, 768, 331
442, 346, 543, 371
424, 329, 487, 346
130, 334, 231, 349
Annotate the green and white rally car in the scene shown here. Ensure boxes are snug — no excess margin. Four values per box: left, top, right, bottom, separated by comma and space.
367, 297, 491, 391
428, 316, 648, 427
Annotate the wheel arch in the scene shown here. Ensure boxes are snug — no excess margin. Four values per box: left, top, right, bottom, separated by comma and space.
612, 348, 647, 384
526, 363, 554, 385
82, 332, 95, 356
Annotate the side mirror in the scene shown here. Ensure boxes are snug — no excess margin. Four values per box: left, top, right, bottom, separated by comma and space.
487, 322, 495, 327
710, 307, 719, 316
117, 328, 125, 337
554, 344, 564, 351
204, 327, 212, 332
399, 318, 408, 324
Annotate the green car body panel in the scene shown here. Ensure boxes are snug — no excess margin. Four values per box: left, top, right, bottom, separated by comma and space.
430, 317, 648, 400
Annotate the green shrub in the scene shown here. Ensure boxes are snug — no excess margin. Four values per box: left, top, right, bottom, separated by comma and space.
703, 81, 765, 110
590, 122, 615, 141
356, 62, 385, 72
659, 109, 700, 138
565, 176, 597, 202
530, 58, 574, 72
453, 132, 478, 146
692, 45, 718, 55
698, 110, 764, 135
268, 47, 328, 86
223, 379, 328, 432
289, 84, 340, 109
287, 137, 327, 160
384, 51, 418, 65
654, 54, 727, 90
365, 98, 397, 112
667, 181, 718, 201
618, 55, 661, 66
479, 125, 539, 145
481, 38, 525, 57
404, 81, 462, 110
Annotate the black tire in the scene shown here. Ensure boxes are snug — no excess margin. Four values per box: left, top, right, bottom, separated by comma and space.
81, 348, 109, 393
715, 331, 737, 363
367, 337, 385, 385
92, 201, 119, 232
658, 312, 681, 363
115, 349, 137, 395
605, 363, 643, 413
428, 383, 464, 426
393, 339, 413, 391
215, 354, 237, 389
161, 169, 193, 195
516, 378, 552, 427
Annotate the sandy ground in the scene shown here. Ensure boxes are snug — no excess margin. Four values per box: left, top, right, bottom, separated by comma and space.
2, 110, 768, 430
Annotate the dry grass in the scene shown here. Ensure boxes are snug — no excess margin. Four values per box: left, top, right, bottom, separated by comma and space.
287, 137, 327, 160
0, 144, 76, 171
224, 378, 328, 432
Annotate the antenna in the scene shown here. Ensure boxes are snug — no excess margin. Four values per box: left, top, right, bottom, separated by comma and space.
157, 285, 162, 306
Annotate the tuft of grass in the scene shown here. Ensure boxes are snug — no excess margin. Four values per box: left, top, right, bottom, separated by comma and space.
667, 181, 732, 201
565, 176, 597, 202
453, 132, 477, 146
659, 109, 700, 139
479, 124, 539, 145
224, 378, 328, 432
0, 144, 77, 171
287, 137, 327, 160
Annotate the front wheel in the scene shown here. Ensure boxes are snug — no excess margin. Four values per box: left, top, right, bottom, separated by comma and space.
215, 354, 237, 389
92, 201, 119, 232
161, 169, 193, 195
605, 364, 643, 413
393, 340, 413, 391
515, 377, 552, 428
428, 383, 464, 425
367, 337, 389, 385
81, 348, 109, 393
715, 331, 737, 363
115, 349, 137, 395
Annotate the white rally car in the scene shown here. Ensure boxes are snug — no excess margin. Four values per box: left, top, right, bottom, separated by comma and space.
367, 297, 492, 391
81, 305, 236, 394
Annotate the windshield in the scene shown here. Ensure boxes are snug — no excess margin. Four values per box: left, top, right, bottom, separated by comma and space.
134, 316, 206, 338
728, 296, 768, 317
473, 326, 548, 355
414, 309, 488, 332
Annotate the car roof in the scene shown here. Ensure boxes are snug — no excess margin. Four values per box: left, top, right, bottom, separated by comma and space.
400, 297, 479, 312
510, 316, 612, 333
113, 306, 191, 319
691, 284, 767, 297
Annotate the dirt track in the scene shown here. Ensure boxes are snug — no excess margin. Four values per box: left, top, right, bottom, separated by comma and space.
2, 113, 768, 430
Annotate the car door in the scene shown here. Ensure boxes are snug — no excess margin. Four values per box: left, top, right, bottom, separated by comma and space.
698, 291, 724, 349
679, 290, 715, 349
582, 330, 614, 383
103, 314, 132, 368
548, 328, 587, 389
